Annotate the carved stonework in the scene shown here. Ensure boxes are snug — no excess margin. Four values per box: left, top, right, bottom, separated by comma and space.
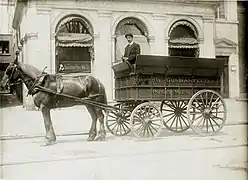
215, 37, 237, 48
215, 37, 237, 56
37, 1, 215, 17
22, 33, 38, 43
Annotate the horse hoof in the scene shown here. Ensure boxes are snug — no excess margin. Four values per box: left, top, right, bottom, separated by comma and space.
87, 135, 96, 141
95, 136, 106, 141
41, 140, 56, 147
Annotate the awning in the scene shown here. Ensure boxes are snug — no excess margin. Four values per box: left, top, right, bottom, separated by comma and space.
56, 33, 93, 47
169, 37, 198, 49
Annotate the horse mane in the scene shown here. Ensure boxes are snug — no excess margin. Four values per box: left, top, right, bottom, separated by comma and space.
17, 62, 44, 79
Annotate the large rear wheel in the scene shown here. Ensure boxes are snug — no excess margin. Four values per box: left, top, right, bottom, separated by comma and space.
187, 90, 227, 136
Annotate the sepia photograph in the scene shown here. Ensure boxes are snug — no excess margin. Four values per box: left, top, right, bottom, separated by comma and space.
0, 0, 247, 179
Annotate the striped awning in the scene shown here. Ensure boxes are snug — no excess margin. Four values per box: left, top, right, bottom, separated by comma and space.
56, 33, 93, 47
169, 37, 198, 49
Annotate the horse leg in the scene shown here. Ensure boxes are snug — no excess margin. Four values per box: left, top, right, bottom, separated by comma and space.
41, 105, 56, 145
95, 109, 106, 141
85, 105, 97, 141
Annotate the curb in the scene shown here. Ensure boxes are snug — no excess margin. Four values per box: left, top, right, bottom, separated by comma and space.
1, 122, 247, 141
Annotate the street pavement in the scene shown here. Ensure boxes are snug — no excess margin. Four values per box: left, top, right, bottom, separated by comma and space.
0, 124, 247, 180
0, 99, 247, 140
0, 99, 247, 180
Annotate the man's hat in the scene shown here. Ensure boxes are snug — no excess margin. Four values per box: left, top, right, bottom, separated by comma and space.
125, 33, 133, 39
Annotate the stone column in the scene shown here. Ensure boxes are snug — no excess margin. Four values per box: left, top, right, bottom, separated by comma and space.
229, 53, 240, 98
200, 16, 215, 58
21, 33, 39, 110
153, 14, 166, 55
95, 11, 113, 102
36, 9, 52, 73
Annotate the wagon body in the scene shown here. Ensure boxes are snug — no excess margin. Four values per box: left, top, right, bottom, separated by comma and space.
112, 55, 225, 102
109, 55, 227, 138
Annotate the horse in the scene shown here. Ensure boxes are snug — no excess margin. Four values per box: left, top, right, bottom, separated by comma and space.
0, 54, 108, 145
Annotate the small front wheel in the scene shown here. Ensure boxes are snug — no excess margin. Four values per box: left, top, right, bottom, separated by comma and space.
105, 103, 132, 136
130, 102, 163, 139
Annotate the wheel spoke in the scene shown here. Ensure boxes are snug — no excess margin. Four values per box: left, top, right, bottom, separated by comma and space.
148, 125, 154, 136
150, 123, 159, 133
115, 124, 120, 135
108, 119, 118, 127
194, 116, 204, 127
163, 112, 175, 118
122, 121, 130, 129
146, 126, 150, 138
210, 117, 221, 128
205, 92, 208, 107
179, 116, 183, 130
151, 122, 161, 127
181, 116, 189, 127
164, 101, 175, 110
151, 118, 162, 122
190, 103, 202, 111
135, 124, 144, 134
191, 114, 203, 123
162, 109, 175, 113
190, 111, 202, 115
121, 123, 127, 134
181, 113, 188, 120
195, 98, 204, 109
208, 93, 215, 108
210, 97, 220, 109
209, 117, 215, 132
108, 113, 118, 119
175, 117, 179, 130
200, 94, 206, 107
165, 114, 176, 124
211, 103, 223, 110
206, 117, 209, 133
210, 114, 224, 121
170, 116, 177, 128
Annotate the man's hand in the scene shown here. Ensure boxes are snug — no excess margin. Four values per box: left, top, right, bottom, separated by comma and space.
121, 56, 128, 61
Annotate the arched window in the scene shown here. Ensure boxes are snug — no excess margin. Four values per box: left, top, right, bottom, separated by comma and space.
168, 20, 199, 57
55, 15, 94, 74
114, 17, 150, 62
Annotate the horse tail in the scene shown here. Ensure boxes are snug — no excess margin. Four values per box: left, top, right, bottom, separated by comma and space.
97, 79, 107, 105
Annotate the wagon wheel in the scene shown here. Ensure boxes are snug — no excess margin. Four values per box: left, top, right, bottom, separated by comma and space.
105, 103, 132, 136
187, 90, 227, 136
160, 100, 190, 133
130, 102, 163, 139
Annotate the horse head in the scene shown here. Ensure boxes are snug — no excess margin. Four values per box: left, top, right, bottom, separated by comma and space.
0, 51, 21, 89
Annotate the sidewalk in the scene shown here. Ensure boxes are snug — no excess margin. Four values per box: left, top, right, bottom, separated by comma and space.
0, 99, 247, 139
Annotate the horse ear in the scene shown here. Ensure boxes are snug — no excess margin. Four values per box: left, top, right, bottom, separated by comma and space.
14, 51, 20, 64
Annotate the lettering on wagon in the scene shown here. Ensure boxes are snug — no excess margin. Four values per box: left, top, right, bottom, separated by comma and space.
132, 77, 161, 85
152, 89, 192, 96
166, 78, 210, 84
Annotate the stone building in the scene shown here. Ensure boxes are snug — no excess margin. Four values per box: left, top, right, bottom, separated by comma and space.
0, 0, 22, 107
8, 0, 243, 108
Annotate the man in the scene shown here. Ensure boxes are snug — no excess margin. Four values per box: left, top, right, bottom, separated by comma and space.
121, 33, 141, 64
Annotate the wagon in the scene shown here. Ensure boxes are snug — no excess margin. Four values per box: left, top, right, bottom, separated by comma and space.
106, 55, 227, 138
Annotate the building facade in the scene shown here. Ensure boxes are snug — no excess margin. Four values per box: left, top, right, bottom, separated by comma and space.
10, 0, 241, 108
0, 0, 23, 107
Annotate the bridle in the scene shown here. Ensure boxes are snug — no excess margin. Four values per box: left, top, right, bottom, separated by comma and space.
4, 63, 47, 96
5, 64, 32, 87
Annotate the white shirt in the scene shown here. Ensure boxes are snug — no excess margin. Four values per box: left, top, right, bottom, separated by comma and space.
128, 41, 134, 46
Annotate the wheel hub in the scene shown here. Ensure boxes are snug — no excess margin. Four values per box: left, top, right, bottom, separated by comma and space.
203, 108, 211, 118
174, 108, 183, 117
